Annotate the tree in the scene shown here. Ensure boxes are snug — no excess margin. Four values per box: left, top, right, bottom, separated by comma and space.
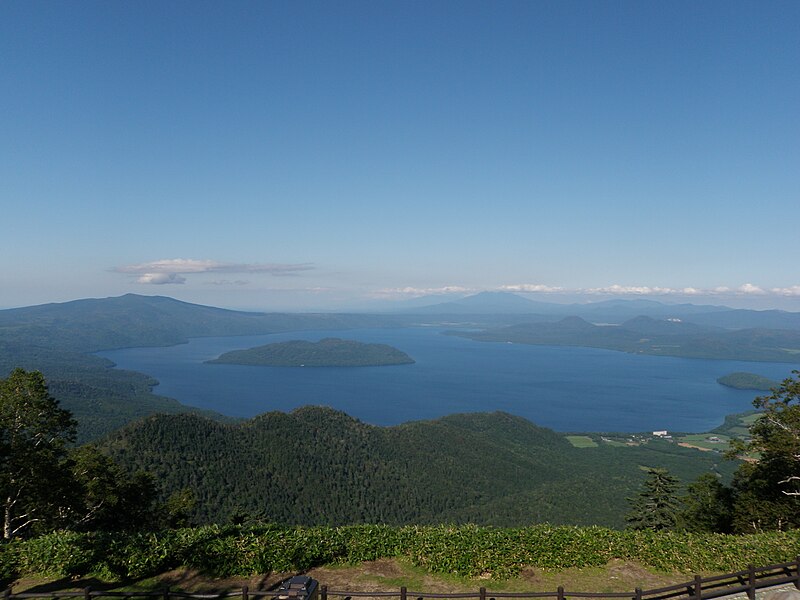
625, 467, 680, 531
67, 445, 159, 531
0, 369, 76, 539
748, 370, 800, 496
678, 473, 733, 533
728, 370, 800, 532
162, 488, 196, 528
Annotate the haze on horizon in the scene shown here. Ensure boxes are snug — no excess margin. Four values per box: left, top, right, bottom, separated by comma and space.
1, 1, 798, 313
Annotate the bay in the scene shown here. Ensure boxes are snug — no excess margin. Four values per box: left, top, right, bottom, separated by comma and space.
97, 327, 796, 432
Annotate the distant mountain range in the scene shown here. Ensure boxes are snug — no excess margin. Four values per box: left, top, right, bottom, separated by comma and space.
404, 291, 800, 330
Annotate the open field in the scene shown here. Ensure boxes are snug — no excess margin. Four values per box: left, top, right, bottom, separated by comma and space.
566, 436, 599, 448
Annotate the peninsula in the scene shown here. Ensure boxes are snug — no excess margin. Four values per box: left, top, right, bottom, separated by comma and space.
716, 372, 779, 391
207, 337, 415, 367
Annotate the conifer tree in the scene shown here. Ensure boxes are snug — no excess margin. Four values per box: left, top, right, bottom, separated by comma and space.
625, 467, 680, 531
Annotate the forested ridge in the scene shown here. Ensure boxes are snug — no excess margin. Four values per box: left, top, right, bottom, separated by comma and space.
99, 407, 736, 529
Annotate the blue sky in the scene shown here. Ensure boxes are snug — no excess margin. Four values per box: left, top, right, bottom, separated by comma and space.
1, 1, 798, 311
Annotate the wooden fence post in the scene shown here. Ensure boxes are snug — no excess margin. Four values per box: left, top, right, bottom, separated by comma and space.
242, 585, 248, 600
321, 586, 328, 600
557, 586, 564, 600
694, 575, 702, 600
635, 587, 642, 600
84, 587, 91, 600
748, 565, 755, 600
163, 586, 170, 600
4, 587, 10, 600
795, 556, 800, 590
400, 586, 407, 600
480, 588, 486, 600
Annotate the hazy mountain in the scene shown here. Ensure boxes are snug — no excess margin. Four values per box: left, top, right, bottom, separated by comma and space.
618, 315, 722, 336
574, 299, 729, 322
410, 291, 567, 315
0, 294, 410, 353
452, 316, 800, 363
407, 292, 732, 321
685, 309, 800, 331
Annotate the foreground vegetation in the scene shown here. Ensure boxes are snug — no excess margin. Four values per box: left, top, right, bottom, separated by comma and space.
3, 524, 800, 584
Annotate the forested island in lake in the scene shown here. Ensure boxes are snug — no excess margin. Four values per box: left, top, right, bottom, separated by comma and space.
716, 372, 779, 391
207, 337, 415, 367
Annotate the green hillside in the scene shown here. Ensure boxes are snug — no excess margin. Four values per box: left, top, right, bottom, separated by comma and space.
100, 407, 737, 528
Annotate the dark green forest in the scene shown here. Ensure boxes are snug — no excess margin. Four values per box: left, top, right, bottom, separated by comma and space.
98, 407, 736, 529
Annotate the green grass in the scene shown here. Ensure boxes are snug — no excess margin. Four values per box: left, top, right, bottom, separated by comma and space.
740, 413, 762, 425
566, 436, 598, 448
600, 439, 628, 447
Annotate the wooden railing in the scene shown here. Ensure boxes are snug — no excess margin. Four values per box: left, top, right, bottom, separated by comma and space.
6, 557, 799, 600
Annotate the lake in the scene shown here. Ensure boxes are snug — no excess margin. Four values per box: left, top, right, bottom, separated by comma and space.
97, 327, 796, 433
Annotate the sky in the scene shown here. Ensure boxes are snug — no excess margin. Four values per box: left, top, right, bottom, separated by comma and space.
1, 1, 799, 312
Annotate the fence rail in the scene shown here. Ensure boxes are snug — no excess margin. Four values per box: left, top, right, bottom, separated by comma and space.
6, 557, 799, 600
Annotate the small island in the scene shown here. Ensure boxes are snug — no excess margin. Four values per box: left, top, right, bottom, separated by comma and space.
717, 372, 779, 391
207, 337, 415, 367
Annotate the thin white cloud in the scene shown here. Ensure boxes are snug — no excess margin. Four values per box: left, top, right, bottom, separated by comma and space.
585, 285, 678, 296
207, 280, 250, 286
114, 258, 314, 285
136, 273, 187, 285
497, 283, 800, 299
373, 286, 475, 298
737, 283, 766, 295
371, 282, 800, 301
771, 286, 800, 297
500, 284, 564, 293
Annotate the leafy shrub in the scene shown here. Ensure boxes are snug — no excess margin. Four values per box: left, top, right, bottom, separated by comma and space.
7, 525, 800, 582
0, 542, 20, 589
14, 531, 98, 577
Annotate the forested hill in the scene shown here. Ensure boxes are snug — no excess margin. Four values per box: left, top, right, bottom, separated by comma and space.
208, 337, 415, 367
100, 407, 736, 529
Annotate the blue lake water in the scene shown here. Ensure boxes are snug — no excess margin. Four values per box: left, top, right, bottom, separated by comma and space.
97, 328, 797, 433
